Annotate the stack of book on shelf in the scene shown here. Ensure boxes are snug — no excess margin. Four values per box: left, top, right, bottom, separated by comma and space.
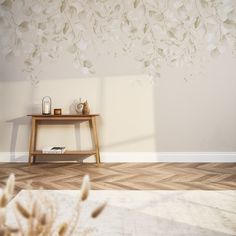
42, 146, 66, 154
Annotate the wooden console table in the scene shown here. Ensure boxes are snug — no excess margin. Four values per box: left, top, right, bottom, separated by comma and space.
28, 114, 101, 165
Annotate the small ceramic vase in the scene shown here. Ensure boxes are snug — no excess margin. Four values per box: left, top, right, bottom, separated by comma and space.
76, 104, 83, 114
75, 98, 83, 114
82, 100, 90, 115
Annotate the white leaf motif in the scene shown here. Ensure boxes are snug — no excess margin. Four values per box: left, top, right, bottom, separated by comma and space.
115, 4, 120, 11
63, 23, 69, 34
67, 44, 77, 53
5, 51, 14, 61
23, 7, 32, 16
83, 60, 92, 68
19, 21, 29, 32
144, 24, 148, 33
194, 17, 200, 28
134, 0, 140, 8
1, 0, 12, 9
60, 0, 66, 13
69, 6, 77, 17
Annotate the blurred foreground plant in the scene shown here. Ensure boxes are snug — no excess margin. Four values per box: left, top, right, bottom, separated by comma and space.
0, 174, 106, 236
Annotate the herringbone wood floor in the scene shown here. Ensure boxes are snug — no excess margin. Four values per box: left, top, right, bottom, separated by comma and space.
0, 163, 236, 194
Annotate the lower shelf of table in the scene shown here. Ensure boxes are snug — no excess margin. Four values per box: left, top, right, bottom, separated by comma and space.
31, 150, 96, 155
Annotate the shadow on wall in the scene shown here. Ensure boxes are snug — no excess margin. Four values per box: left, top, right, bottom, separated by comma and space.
97, 76, 157, 151
7, 116, 31, 162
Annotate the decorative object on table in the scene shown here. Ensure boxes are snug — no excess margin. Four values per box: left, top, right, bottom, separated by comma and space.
75, 98, 84, 114
42, 96, 52, 115
54, 108, 62, 115
42, 146, 66, 154
82, 100, 90, 115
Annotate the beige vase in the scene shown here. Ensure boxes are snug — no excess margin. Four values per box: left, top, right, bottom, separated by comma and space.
82, 101, 90, 115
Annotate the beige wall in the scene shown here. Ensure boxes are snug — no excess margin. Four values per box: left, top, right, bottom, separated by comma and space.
1, 52, 236, 153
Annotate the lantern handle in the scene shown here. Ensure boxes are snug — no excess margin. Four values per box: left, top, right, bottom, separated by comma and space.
42, 96, 52, 103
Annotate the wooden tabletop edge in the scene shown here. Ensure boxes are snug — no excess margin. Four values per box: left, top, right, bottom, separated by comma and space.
27, 114, 100, 117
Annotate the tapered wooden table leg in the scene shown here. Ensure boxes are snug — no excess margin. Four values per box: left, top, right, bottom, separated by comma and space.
28, 117, 37, 165
90, 117, 101, 165
32, 122, 38, 164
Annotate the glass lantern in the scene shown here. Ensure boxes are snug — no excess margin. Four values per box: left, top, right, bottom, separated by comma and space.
42, 96, 52, 115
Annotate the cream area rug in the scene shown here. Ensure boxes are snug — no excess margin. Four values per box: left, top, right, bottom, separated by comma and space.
6, 190, 236, 236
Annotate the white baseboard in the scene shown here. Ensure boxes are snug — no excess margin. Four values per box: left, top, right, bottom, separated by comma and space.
101, 152, 236, 163
0, 152, 236, 163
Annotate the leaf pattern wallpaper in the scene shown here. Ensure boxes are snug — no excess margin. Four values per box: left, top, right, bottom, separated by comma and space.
0, 0, 235, 83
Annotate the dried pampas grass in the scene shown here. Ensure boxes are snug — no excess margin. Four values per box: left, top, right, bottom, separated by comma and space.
15, 202, 31, 219
80, 175, 90, 201
91, 202, 107, 219
0, 174, 107, 236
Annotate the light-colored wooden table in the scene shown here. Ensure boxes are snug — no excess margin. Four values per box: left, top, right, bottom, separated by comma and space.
28, 114, 101, 165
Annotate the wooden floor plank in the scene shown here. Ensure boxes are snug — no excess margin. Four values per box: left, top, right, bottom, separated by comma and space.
0, 163, 235, 194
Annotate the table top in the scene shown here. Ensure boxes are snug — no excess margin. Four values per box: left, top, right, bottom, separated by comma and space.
27, 114, 99, 117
